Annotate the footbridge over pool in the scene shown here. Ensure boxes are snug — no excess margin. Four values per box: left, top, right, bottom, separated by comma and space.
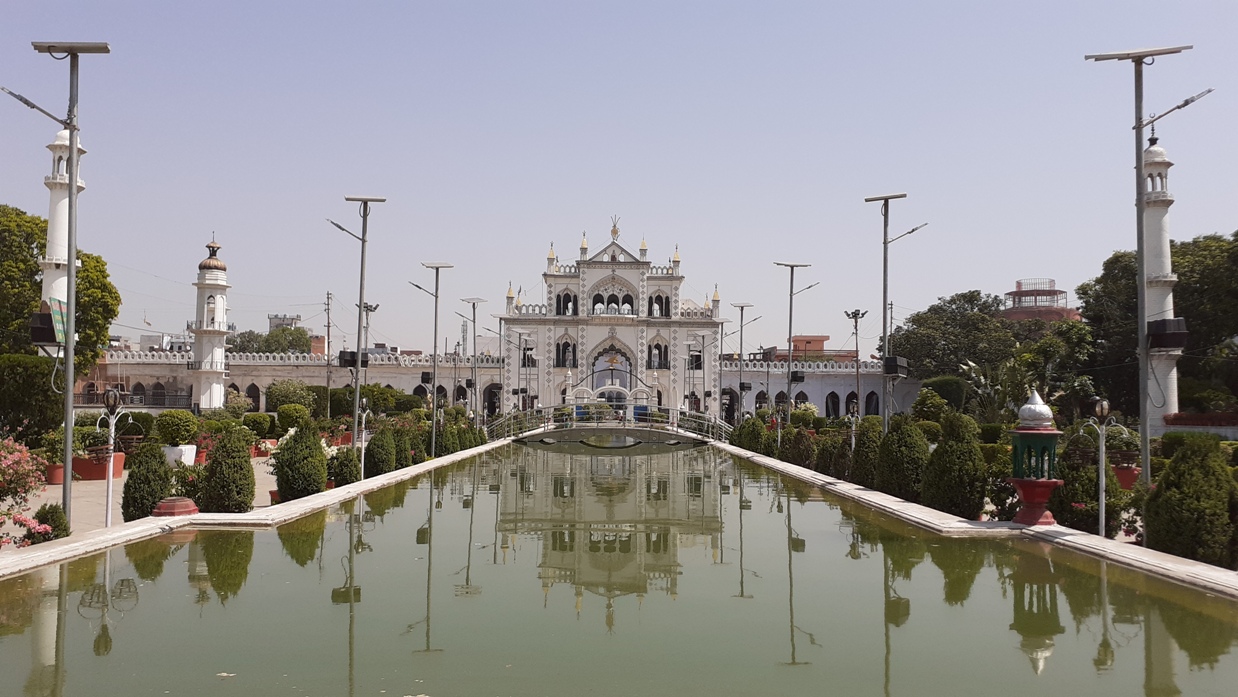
486, 406, 731, 447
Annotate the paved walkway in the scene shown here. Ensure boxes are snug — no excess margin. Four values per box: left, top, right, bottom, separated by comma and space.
24, 457, 278, 537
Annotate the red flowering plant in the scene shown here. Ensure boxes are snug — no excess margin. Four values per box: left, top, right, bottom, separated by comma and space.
0, 437, 49, 548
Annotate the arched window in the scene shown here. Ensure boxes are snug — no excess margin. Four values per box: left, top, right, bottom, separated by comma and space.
413, 385, 428, 399
755, 390, 768, 409
621, 294, 634, 315
845, 391, 859, 415
205, 295, 216, 324
825, 391, 840, 418
593, 293, 604, 315
151, 382, 167, 407
245, 383, 261, 412
131, 382, 146, 405
795, 390, 809, 406
865, 391, 880, 416
455, 385, 468, 404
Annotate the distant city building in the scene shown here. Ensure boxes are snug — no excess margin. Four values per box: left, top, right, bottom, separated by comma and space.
267, 313, 301, 331
999, 278, 1081, 323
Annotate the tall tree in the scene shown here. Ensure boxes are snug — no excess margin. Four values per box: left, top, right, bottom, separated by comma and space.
0, 205, 121, 373
888, 290, 1017, 380
1075, 251, 1139, 416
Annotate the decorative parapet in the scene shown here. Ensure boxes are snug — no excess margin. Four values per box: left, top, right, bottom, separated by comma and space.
648, 265, 676, 275
187, 320, 237, 332
106, 350, 195, 364
679, 308, 714, 319
514, 303, 548, 316
719, 359, 884, 373
553, 264, 579, 274
227, 352, 329, 365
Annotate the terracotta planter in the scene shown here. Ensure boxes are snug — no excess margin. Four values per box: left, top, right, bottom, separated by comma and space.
1112, 465, 1142, 491
52, 453, 126, 481
336, 432, 353, 446
269, 489, 281, 505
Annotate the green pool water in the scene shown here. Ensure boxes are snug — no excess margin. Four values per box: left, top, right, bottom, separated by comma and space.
2, 443, 1237, 696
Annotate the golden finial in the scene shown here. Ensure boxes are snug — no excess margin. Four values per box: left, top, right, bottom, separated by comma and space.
610, 215, 620, 241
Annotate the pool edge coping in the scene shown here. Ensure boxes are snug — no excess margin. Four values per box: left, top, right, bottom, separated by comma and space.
713, 441, 1238, 602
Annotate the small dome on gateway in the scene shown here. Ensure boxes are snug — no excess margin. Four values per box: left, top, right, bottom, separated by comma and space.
1144, 135, 1170, 165
547, 243, 555, 259
580, 232, 588, 249
672, 245, 680, 262
506, 283, 515, 299
198, 240, 227, 272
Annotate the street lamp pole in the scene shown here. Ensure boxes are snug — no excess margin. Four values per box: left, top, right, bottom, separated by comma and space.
865, 192, 926, 432
1084, 44, 1195, 492
732, 303, 753, 421
413, 263, 453, 459
462, 298, 487, 425
329, 195, 385, 462
10, 41, 111, 524
774, 263, 815, 451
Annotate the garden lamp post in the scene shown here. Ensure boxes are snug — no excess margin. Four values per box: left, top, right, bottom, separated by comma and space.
328, 195, 385, 467
4, 41, 110, 525
845, 309, 868, 417
1080, 398, 1120, 538
774, 263, 817, 452
731, 303, 753, 423
358, 397, 372, 480
99, 387, 127, 528
411, 262, 453, 459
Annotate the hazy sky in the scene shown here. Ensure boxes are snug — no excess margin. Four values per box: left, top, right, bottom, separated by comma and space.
2, 2, 1235, 358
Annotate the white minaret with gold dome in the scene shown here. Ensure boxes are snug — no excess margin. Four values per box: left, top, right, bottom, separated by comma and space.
40, 129, 84, 308
1143, 132, 1182, 429
189, 240, 233, 410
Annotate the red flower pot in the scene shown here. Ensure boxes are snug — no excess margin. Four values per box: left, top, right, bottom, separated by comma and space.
1112, 465, 1142, 491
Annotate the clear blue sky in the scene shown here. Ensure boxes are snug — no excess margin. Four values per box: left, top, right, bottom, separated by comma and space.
3, 2, 1235, 357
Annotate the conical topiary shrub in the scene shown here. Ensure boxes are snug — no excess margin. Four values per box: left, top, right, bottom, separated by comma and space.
199, 427, 256, 513
122, 442, 174, 521
272, 423, 327, 502
365, 428, 396, 477
394, 428, 412, 470
849, 416, 884, 487
921, 412, 987, 520
1145, 434, 1238, 568
329, 446, 362, 486
875, 414, 931, 503
201, 530, 254, 605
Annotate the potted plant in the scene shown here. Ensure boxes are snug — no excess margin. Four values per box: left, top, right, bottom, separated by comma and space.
1107, 428, 1142, 490
155, 410, 201, 466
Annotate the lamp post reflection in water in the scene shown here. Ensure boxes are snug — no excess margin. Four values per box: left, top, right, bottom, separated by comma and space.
781, 481, 816, 666
733, 469, 753, 600
455, 457, 482, 597
332, 495, 368, 697
410, 473, 443, 654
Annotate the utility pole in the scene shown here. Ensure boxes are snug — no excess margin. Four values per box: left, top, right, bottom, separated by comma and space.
325, 291, 333, 420
845, 309, 867, 416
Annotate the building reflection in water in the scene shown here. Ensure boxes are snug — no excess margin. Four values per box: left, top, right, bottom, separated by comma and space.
497, 444, 723, 631
1008, 543, 1066, 675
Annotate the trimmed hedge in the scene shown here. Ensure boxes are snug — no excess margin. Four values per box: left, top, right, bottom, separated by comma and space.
272, 423, 327, 502
277, 404, 312, 432
915, 420, 942, 444
849, 416, 884, 487
1047, 448, 1128, 538
781, 427, 816, 467
242, 412, 271, 439
1145, 435, 1238, 568
277, 510, 327, 567
154, 409, 199, 446
923, 376, 967, 411
329, 446, 362, 486
921, 412, 986, 520
24, 503, 70, 544
814, 431, 851, 478
199, 428, 256, 513
366, 427, 397, 476
875, 414, 930, 503
122, 442, 174, 521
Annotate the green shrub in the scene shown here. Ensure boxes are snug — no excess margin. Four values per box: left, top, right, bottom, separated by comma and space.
983, 447, 1019, 522
277, 510, 327, 567
121, 442, 174, 521
875, 415, 931, 502
921, 412, 986, 520
814, 431, 851, 478
172, 461, 208, 504
365, 428, 396, 477
265, 379, 315, 413
154, 410, 199, 446
242, 412, 271, 439
1047, 451, 1129, 538
912, 388, 949, 423
781, 427, 816, 467
0, 354, 62, 446
41, 425, 109, 465
329, 447, 362, 486
1160, 431, 1220, 459
915, 420, 942, 444
789, 409, 815, 428
75, 410, 104, 427
849, 416, 884, 487
923, 375, 968, 411
277, 404, 312, 432
199, 428, 256, 513
442, 424, 461, 455
978, 423, 1005, 445
394, 428, 413, 469
23, 503, 70, 544
731, 417, 765, 452
118, 411, 154, 438
1145, 436, 1238, 568
272, 424, 327, 502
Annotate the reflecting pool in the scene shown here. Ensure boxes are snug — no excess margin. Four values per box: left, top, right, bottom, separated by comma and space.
2, 443, 1238, 696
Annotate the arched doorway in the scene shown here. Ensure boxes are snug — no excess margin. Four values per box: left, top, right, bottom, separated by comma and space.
825, 391, 840, 418
483, 383, 502, 417
865, 391, 880, 416
245, 383, 261, 412
722, 387, 739, 422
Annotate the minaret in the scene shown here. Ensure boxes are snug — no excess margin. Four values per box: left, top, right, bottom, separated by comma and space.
40, 129, 84, 307
190, 240, 232, 410
1143, 132, 1182, 429
579, 232, 588, 261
